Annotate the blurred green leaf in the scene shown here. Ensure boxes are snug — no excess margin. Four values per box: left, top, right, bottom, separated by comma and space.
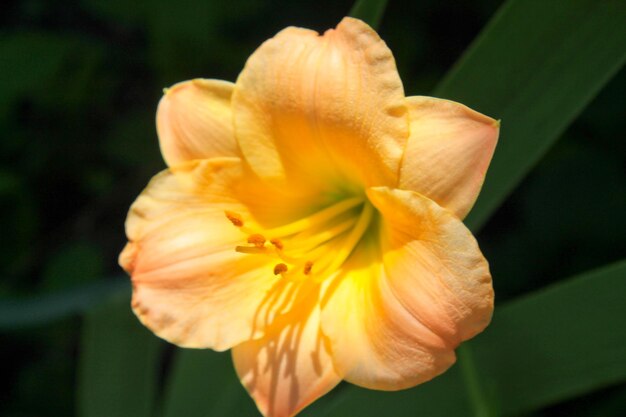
348, 0, 388, 30
76, 295, 162, 417
146, 0, 222, 82
317, 260, 626, 417
103, 110, 163, 171
148, 0, 255, 83
81, 0, 148, 25
41, 243, 104, 291
473, 260, 626, 414
0, 279, 127, 330
0, 33, 72, 114
433, 0, 626, 231
304, 366, 470, 417
161, 350, 258, 417
457, 344, 497, 417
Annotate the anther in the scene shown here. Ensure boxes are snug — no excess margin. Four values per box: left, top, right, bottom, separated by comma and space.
303, 261, 313, 275
273, 263, 288, 275
236, 246, 267, 255
247, 234, 266, 248
270, 239, 284, 250
225, 211, 244, 227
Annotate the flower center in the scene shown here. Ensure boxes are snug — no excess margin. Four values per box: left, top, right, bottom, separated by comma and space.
225, 197, 374, 282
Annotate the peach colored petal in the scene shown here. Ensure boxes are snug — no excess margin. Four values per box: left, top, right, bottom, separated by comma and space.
157, 79, 238, 166
121, 158, 312, 350
398, 96, 499, 219
232, 17, 408, 191
320, 187, 493, 390
369, 187, 494, 344
233, 282, 340, 417
320, 236, 456, 390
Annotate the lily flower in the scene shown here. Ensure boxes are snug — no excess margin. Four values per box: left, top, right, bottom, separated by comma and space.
120, 17, 499, 417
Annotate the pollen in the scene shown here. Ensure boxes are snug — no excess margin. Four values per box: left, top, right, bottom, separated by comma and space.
247, 234, 266, 247
303, 261, 313, 275
225, 211, 244, 227
274, 263, 288, 275
270, 238, 284, 250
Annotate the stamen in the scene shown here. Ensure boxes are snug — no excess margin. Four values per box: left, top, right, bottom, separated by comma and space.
225, 211, 244, 227
247, 234, 266, 248
317, 203, 374, 277
263, 197, 363, 238
270, 238, 284, 250
288, 217, 356, 253
235, 246, 268, 255
271, 245, 301, 265
274, 263, 288, 275
227, 197, 374, 283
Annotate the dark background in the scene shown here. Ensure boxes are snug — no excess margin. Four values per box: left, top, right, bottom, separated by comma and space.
1, 0, 624, 415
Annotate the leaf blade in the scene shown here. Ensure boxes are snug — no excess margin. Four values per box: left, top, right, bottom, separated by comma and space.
473, 260, 626, 414
433, 0, 626, 231
348, 0, 389, 30
0, 278, 128, 330
161, 349, 258, 417
76, 295, 163, 417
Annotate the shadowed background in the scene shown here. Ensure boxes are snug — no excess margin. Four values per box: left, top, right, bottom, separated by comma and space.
1, 0, 625, 416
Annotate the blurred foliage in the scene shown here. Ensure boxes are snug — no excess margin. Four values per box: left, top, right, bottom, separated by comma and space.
0, 0, 624, 416
77, 295, 162, 417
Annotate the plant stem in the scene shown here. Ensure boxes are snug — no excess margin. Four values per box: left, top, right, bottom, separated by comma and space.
458, 344, 496, 417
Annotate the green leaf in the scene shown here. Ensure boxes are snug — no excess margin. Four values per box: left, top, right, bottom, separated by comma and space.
433, 0, 626, 231
161, 349, 258, 417
457, 344, 497, 417
0, 33, 72, 107
348, 0, 389, 30
41, 242, 104, 291
0, 279, 128, 330
473, 260, 626, 414
318, 260, 626, 416
76, 295, 163, 417
307, 366, 470, 417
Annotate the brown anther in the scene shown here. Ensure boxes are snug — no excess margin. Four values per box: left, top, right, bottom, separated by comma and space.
247, 234, 266, 248
303, 261, 314, 275
273, 263, 288, 275
225, 211, 244, 227
270, 238, 284, 250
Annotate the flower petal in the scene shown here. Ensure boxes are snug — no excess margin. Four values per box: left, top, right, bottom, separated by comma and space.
120, 158, 309, 350
320, 187, 493, 390
157, 79, 238, 166
233, 282, 340, 417
398, 96, 499, 219
233, 17, 408, 190
320, 238, 456, 390
369, 187, 494, 344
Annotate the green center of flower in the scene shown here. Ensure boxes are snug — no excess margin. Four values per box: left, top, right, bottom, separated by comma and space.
225, 197, 374, 281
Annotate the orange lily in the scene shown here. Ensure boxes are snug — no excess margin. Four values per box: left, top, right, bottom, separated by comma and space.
120, 17, 499, 417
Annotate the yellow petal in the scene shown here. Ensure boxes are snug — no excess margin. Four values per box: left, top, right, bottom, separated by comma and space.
157, 79, 238, 166
320, 187, 493, 390
233, 17, 408, 190
120, 158, 308, 350
320, 237, 456, 390
369, 187, 494, 343
233, 282, 340, 417
398, 96, 499, 219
